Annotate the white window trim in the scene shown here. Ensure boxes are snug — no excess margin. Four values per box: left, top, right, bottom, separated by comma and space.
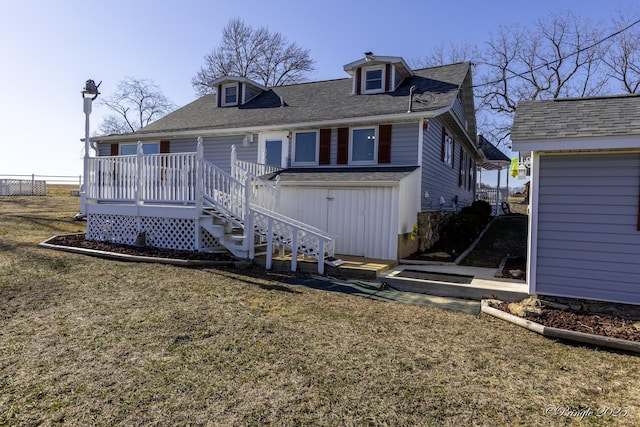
119, 142, 159, 155
444, 134, 453, 167
349, 126, 378, 165
292, 130, 319, 166
258, 132, 289, 168
221, 83, 239, 106
362, 66, 385, 94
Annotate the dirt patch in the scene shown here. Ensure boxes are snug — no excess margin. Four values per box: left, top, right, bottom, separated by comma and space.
491, 297, 640, 343
46, 233, 235, 261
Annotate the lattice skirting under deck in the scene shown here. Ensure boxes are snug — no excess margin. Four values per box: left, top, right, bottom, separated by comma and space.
87, 214, 220, 251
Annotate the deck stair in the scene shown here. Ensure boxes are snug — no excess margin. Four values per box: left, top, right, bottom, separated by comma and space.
196, 148, 337, 274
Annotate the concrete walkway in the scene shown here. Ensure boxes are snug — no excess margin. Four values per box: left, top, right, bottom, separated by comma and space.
379, 264, 528, 302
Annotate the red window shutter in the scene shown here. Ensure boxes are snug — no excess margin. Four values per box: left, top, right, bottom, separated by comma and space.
441, 127, 446, 162
319, 129, 331, 165
160, 140, 170, 153
337, 127, 349, 164
378, 124, 392, 164
110, 144, 119, 156
356, 68, 362, 95
385, 64, 391, 92
217, 84, 222, 107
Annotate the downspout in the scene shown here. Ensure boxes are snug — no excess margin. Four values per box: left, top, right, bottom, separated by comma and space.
407, 85, 416, 113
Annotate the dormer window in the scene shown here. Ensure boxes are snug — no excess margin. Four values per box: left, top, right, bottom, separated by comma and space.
222, 83, 238, 106
364, 67, 384, 93
212, 77, 267, 108
343, 54, 413, 95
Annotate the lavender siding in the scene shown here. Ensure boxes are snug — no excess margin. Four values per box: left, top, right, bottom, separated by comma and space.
535, 153, 640, 304
420, 118, 474, 212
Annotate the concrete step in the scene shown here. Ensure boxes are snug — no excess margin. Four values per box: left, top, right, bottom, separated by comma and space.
379, 265, 527, 301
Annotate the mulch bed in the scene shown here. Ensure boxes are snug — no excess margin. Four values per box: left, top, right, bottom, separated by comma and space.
46, 234, 235, 261
491, 301, 640, 343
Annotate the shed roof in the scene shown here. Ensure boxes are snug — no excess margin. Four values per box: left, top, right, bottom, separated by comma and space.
477, 134, 510, 171
511, 94, 640, 142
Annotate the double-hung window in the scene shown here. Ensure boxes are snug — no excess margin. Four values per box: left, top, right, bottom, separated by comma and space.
222, 83, 238, 106
350, 127, 377, 164
120, 142, 159, 155
363, 67, 384, 94
293, 131, 318, 165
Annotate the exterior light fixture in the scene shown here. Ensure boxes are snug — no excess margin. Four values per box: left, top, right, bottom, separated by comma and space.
79, 79, 102, 218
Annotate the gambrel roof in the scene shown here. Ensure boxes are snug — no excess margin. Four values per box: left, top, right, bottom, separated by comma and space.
94, 61, 475, 142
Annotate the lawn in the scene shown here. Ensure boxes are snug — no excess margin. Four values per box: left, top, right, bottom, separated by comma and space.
1, 186, 639, 426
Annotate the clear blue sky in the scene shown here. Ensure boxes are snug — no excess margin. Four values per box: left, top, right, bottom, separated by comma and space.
0, 0, 637, 181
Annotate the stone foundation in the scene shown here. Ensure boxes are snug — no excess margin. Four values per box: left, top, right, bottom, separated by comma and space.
417, 211, 455, 252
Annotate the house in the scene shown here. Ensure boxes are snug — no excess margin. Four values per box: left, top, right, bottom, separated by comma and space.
88, 54, 482, 272
511, 94, 640, 305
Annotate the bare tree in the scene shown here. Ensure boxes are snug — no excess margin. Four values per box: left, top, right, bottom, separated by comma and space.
476, 12, 607, 144
411, 40, 479, 68
603, 12, 640, 93
98, 77, 176, 135
192, 18, 315, 96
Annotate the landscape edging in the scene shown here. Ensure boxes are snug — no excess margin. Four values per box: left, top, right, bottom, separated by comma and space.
481, 299, 640, 354
39, 235, 237, 267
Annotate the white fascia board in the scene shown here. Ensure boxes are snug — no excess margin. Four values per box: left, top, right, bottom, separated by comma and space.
512, 135, 640, 152
208, 76, 268, 92
343, 56, 413, 75
93, 110, 444, 144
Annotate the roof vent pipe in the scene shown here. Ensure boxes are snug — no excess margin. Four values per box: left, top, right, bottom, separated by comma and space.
407, 85, 416, 113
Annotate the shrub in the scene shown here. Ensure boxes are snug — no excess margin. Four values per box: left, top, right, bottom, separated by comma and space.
444, 212, 482, 246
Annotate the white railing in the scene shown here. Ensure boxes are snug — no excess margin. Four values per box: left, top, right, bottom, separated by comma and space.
250, 204, 336, 275
199, 157, 246, 222
231, 145, 283, 182
86, 153, 198, 203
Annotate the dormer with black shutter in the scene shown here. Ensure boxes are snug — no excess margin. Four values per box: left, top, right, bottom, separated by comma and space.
210, 76, 267, 107
343, 53, 413, 95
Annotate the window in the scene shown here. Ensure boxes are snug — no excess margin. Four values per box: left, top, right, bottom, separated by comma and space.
363, 67, 384, 93
293, 131, 318, 165
120, 143, 159, 155
222, 83, 238, 106
443, 133, 453, 167
350, 127, 377, 164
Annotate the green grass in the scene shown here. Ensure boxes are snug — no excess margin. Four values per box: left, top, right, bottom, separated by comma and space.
1, 186, 639, 425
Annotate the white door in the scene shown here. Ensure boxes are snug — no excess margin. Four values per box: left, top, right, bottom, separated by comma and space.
258, 132, 289, 168
326, 189, 367, 257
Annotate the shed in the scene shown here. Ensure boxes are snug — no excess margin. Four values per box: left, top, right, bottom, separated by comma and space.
511, 94, 640, 305
265, 166, 421, 260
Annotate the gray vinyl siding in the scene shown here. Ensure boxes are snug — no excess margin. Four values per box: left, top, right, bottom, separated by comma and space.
393, 66, 404, 89
390, 123, 420, 165
321, 123, 419, 167
243, 86, 260, 103
200, 135, 256, 173
535, 153, 640, 304
97, 144, 110, 157
451, 95, 465, 128
420, 118, 474, 212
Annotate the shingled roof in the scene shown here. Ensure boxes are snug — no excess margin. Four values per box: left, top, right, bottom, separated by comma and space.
103, 62, 471, 139
511, 94, 640, 142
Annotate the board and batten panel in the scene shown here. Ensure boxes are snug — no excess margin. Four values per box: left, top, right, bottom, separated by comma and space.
277, 185, 399, 259
535, 153, 640, 304
420, 118, 474, 212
